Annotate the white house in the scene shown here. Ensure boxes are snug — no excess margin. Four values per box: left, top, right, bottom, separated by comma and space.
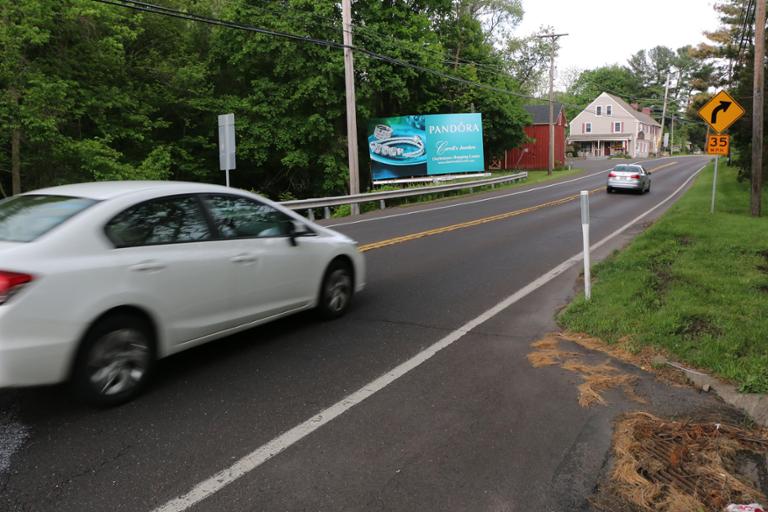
568, 92, 661, 158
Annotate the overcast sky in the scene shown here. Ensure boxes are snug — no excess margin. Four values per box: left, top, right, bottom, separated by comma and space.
514, 0, 722, 87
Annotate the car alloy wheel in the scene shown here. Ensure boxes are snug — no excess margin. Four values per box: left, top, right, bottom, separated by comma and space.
318, 262, 353, 319
87, 328, 150, 397
73, 314, 155, 406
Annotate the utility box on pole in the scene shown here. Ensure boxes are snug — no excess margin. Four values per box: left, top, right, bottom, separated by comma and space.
218, 113, 236, 187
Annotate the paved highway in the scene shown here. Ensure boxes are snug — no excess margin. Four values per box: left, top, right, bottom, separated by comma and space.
0, 155, 739, 511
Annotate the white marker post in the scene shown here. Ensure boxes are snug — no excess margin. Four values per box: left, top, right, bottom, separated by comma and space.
218, 113, 236, 187
580, 190, 591, 301
710, 156, 718, 213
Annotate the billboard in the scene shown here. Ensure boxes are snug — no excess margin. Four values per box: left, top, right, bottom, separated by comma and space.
368, 113, 484, 180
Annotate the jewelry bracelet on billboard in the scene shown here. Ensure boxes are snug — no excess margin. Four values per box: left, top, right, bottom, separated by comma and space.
369, 136, 425, 159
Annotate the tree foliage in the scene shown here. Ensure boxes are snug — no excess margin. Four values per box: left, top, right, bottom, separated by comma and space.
0, 0, 534, 198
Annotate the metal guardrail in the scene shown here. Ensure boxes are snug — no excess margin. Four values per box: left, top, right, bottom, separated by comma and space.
280, 171, 528, 220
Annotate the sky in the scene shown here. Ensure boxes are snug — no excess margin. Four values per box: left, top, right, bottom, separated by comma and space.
514, 0, 722, 87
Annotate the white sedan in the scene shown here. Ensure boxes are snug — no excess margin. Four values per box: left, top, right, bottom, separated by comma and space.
0, 182, 365, 405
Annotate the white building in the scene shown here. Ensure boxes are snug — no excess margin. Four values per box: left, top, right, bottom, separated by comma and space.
568, 92, 661, 158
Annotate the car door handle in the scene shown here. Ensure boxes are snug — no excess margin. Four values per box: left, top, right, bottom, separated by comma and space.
129, 261, 166, 272
230, 253, 258, 264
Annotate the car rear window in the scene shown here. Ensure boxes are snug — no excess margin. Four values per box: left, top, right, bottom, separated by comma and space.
0, 195, 98, 242
614, 165, 639, 172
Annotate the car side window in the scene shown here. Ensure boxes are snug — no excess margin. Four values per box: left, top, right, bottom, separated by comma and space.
203, 195, 292, 239
105, 195, 212, 248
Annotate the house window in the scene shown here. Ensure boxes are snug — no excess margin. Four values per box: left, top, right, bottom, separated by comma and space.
614, 122, 621, 132
596, 106, 602, 116
606, 105, 612, 116
585, 122, 592, 133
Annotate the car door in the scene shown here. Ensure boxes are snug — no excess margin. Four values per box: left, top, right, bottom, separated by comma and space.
201, 194, 324, 324
104, 194, 237, 345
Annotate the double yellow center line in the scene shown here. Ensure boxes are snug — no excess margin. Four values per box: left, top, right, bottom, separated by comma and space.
359, 162, 677, 253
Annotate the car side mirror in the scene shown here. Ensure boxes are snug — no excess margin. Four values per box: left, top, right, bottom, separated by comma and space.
284, 220, 298, 246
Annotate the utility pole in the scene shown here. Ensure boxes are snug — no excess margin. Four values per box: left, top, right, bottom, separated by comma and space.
751, 0, 765, 217
342, 0, 360, 215
659, 72, 671, 154
670, 115, 675, 156
537, 32, 568, 175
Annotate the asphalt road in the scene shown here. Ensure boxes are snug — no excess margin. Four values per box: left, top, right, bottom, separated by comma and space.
0, 155, 739, 511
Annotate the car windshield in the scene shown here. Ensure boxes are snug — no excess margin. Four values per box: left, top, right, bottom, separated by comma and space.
0, 194, 98, 242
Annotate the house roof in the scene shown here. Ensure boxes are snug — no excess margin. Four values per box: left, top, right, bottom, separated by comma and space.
604, 93, 661, 127
524, 103, 564, 125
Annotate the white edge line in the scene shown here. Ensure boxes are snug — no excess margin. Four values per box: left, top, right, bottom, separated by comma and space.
325, 156, 694, 228
152, 161, 708, 512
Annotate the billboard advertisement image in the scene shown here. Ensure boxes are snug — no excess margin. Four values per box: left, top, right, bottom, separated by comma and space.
368, 113, 484, 180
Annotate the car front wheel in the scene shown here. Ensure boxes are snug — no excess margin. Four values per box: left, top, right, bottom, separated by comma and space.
72, 313, 155, 406
317, 261, 354, 319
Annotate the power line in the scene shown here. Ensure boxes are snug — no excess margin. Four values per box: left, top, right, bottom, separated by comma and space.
91, 0, 704, 130
92, 0, 543, 101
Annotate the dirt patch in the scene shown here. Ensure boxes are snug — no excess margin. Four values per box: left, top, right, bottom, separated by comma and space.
557, 332, 690, 387
677, 236, 694, 246
593, 412, 768, 512
758, 284, 768, 294
674, 313, 723, 339
527, 334, 646, 407
649, 259, 675, 297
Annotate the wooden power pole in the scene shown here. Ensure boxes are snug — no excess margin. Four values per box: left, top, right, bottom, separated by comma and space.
537, 32, 568, 176
751, 0, 765, 217
342, 0, 360, 215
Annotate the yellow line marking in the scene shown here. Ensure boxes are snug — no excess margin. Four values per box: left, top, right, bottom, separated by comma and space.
359, 161, 680, 253
360, 186, 603, 252
648, 161, 676, 174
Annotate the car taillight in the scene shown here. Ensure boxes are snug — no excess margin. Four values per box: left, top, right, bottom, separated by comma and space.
630, 174, 640, 179
608, 171, 617, 177
0, 271, 33, 305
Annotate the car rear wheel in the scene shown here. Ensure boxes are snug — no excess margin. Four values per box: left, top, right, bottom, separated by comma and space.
606, 186, 612, 193
317, 261, 353, 320
72, 313, 155, 406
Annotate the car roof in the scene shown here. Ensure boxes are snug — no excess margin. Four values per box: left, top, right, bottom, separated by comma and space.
25, 181, 236, 201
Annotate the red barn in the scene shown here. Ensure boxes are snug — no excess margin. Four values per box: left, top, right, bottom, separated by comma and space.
504, 103, 567, 169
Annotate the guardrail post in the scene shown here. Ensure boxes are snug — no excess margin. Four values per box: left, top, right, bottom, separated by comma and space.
379, 199, 385, 210
308, 209, 315, 221
324, 206, 331, 219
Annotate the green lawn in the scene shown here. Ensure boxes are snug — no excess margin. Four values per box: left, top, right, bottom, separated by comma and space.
559, 161, 768, 392
331, 168, 583, 217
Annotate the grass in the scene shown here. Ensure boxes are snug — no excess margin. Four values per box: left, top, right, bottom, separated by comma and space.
330, 167, 583, 217
559, 162, 768, 393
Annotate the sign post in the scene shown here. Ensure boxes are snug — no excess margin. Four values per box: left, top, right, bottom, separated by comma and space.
706, 135, 729, 214
580, 190, 591, 301
218, 113, 236, 187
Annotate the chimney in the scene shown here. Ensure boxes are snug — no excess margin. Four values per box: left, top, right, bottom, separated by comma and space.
642, 107, 652, 116
630, 103, 640, 111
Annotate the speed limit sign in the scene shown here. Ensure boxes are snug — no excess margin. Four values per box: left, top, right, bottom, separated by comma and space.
707, 134, 730, 155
